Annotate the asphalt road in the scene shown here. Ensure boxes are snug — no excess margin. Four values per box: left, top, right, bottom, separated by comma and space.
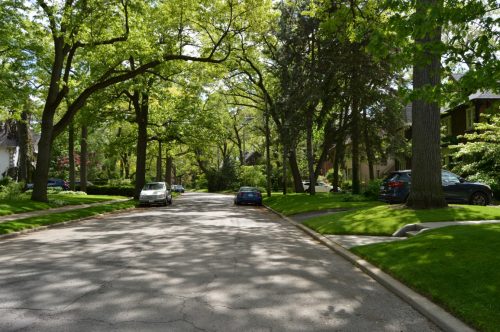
0, 192, 440, 332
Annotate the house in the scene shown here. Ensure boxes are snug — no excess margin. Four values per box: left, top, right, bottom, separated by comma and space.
0, 120, 39, 180
0, 121, 20, 179
440, 90, 500, 167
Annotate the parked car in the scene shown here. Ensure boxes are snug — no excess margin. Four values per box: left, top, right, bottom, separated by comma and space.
379, 170, 493, 205
26, 178, 69, 190
172, 184, 185, 193
302, 181, 336, 193
139, 182, 172, 206
234, 186, 263, 206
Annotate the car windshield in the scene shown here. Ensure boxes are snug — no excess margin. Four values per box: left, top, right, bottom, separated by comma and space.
144, 183, 164, 190
239, 187, 259, 192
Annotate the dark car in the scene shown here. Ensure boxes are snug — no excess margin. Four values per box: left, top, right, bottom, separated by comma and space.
26, 178, 69, 190
172, 184, 185, 193
379, 170, 493, 206
234, 187, 263, 206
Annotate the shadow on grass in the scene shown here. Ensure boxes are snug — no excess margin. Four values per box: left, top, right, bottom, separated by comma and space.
304, 204, 500, 236
352, 224, 500, 332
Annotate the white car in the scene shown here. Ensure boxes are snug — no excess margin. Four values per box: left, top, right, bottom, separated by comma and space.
139, 182, 172, 206
302, 181, 334, 193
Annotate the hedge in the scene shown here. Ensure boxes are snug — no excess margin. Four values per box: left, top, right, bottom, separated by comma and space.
84, 185, 134, 197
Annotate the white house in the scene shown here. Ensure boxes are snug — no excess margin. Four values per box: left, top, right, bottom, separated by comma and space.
0, 130, 20, 179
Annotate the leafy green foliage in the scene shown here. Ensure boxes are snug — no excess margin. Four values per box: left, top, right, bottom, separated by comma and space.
206, 156, 238, 192
238, 166, 266, 189
363, 179, 383, 200
450, 112, 500, 198
0, 179, 25, 200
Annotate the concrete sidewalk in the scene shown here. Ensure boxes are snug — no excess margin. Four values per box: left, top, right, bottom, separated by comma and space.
0, 199, 130, 223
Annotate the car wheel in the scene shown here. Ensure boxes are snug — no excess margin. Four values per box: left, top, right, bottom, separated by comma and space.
470, 192, 488, 206
168, 198, 173, 205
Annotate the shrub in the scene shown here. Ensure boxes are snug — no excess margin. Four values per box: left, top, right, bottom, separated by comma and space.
0, 180, 25, 200
363, 179, 383, 200
238, 165, 266, 188
86, 185, 134, 197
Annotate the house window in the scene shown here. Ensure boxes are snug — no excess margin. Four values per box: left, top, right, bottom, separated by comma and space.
441, 116, 452, 136
465, 107, 475, 130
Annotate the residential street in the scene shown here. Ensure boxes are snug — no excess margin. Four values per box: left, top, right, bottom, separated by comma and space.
0, 193, 440, 332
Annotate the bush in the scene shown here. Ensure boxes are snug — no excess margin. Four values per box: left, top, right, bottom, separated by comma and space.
0, 180, 25, 200
363, 179, 383, 200
238, 165, 266, 189
206, 156, 238, 192
86, 185, 134, 197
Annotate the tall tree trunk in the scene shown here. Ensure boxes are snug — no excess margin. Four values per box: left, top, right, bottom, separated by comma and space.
313, 119, 336, 180
282, 135, 288, 195
17, 111, 29, 184
68, 122, 75, 190
265, 109, 272, 197
306, 109, 315, 195
407, 0, 447, 209
156, 141, 162, 181
289, 149, 303, 193
363, 109, 375, 180
124, 153, 130, 179
351, 97, 360, 194
31, 116, 55, 202
166, 155, 173, 185
134, 92, 149, 199
233, 123, 244, 166
80, 125, 88, 192
333, 134, 345, 192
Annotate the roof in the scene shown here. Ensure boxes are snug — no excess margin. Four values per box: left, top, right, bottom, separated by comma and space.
468, 91, 500, 100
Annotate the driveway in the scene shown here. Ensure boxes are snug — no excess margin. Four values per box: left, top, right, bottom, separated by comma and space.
0, 192, 439, 331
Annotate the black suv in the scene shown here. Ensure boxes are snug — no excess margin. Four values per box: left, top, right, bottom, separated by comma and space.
379, 170, 493, 205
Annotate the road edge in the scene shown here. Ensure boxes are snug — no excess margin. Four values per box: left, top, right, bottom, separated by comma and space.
0, 205, 137, 241
264, 205, 476, 332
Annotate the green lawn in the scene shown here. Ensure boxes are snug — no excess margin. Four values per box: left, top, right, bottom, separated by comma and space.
0, 194, 128, 216
263, 193, 381, 215
352, 224, 500, 332
304, 204, 500, 236
0, 200, 136, 234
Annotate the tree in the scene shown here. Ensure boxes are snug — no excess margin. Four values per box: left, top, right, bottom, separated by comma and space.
406, 0, 447, 208
20, 0, 239, 201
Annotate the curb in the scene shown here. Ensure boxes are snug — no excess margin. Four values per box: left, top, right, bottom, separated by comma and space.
264, 205, 476, 332
0, 206, 137, 241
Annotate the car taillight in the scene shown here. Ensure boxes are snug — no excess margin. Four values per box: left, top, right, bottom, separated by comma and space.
388, 181, 404, 188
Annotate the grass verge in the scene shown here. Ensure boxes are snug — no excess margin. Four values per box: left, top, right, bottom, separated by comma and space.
263, 193, 381, 215
304, 204, 500, 236
351, 224, 500, 332
0, 194, 128, 216
0, 200, 136, 235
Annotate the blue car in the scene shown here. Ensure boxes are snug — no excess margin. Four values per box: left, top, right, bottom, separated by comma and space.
379, 170, 493, 205
234, 187, 263, 206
